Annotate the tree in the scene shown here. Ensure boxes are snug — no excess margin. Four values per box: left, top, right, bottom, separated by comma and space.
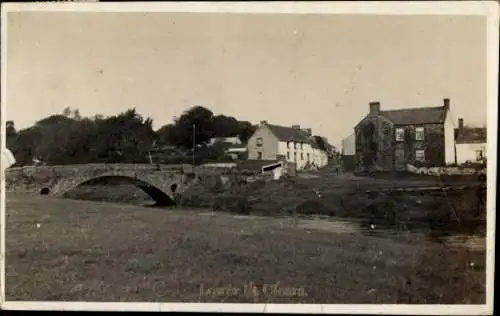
9, 104, 257, 166
62, 106, 72, 117
170, 106, 215, 149
212, 115, 240, 137
8, 127, 43, 166
72, 109, 82, 120
7, 107, 158, 166
156, 123, 180, 147
6, 121, 16, 137
237, 121, 257, 142
155, 106, 257, 149
92, 108, 156, 163
35, 115, 83, 164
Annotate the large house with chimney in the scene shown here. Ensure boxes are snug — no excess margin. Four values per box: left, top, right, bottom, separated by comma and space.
354, 98, 456, 172
454, 118, 487, 164
246, 121, 329, 171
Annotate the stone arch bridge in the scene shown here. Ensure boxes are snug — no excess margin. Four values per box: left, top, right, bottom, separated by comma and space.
5, 163, 198, 205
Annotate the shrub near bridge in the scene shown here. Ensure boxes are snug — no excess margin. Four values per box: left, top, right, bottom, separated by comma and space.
186, 175, 483, 235
212, 195, 251, 215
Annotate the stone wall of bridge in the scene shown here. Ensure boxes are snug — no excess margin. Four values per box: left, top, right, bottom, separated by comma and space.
4, 163, 196, 205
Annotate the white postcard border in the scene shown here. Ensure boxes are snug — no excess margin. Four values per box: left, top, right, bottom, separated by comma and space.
0, 1, 498, 315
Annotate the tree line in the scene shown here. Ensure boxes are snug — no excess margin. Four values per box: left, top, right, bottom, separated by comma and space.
6, 106, 257, 167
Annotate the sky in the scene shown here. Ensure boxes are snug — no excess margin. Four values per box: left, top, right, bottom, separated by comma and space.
5, 11, 487, 147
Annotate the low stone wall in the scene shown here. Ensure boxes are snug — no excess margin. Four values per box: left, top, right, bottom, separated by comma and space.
406, 164, 486, 176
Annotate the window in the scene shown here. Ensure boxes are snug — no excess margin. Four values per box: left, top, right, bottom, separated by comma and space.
287, 142, 291, 149
395, 128, 405, 142
256, 137, 263, 147
476, 150, 484, 162
287, 152, 290, 160
300, 143, 303, 150
415, 127, 425, 141
301, 152, 304, 160
307, 153, 310, 162
415, 150, 425, 162
294, 152, 297, 161
257, 151, 262, 160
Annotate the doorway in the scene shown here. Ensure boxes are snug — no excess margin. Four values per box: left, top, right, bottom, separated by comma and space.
394, 148, 406, 171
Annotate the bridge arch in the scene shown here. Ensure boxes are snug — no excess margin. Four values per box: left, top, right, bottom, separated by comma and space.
52, 174, 180, 206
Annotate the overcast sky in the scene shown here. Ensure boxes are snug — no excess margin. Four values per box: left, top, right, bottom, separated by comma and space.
6, 11, 487, 146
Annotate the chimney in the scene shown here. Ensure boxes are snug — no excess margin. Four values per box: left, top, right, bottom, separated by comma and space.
458, 118, 464, 132
443, 98, 450, 110
369, 101, 380, 114
291, 125, 301, 130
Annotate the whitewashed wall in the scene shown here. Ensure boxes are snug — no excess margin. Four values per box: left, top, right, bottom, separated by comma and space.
456, 142, 487, 164
277, 140, 326, 170
342, 133, 356, 156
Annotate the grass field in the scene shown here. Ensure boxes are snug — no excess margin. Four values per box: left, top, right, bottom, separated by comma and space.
5, 192, 485, 303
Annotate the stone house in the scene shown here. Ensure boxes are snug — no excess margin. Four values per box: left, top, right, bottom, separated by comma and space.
354, 98, 456, 172
246, 121, 329, 171
454, 118, 487, 164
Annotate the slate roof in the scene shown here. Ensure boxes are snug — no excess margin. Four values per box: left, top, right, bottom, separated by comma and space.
228, 143, 247, 149
266, 124, 310, 142
455, 127, 487, 144
309, 136, 322, 149
379, 106, 447, 125
261, 123, 329, 152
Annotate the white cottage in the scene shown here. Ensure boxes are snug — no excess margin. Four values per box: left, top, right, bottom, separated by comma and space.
454, 118, 487, 164
246, 121, 329, 171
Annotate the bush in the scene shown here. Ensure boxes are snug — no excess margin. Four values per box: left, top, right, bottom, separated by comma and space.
213, 195, 250, 215
460, 161, 486, 170
295, 200, 334, 216
359, 195, 402, 225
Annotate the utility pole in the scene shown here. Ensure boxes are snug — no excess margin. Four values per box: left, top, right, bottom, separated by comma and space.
192, 123, 196, 165
147, 151, 153, 165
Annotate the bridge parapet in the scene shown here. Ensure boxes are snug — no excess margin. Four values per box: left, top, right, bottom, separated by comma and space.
5, 163, 197, 205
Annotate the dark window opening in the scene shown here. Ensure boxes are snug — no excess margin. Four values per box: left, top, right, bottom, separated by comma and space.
256, 137, 263, 147
476, 150, 484, 162
170, 183, 178, 193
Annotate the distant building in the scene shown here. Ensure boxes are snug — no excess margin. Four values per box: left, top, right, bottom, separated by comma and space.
207, 137, 242, 147
225, 143, 248, 160
341, 133, 356, 172
353, 98, 455, 172
246, 121, 328, 171
454, 118, 487, 164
